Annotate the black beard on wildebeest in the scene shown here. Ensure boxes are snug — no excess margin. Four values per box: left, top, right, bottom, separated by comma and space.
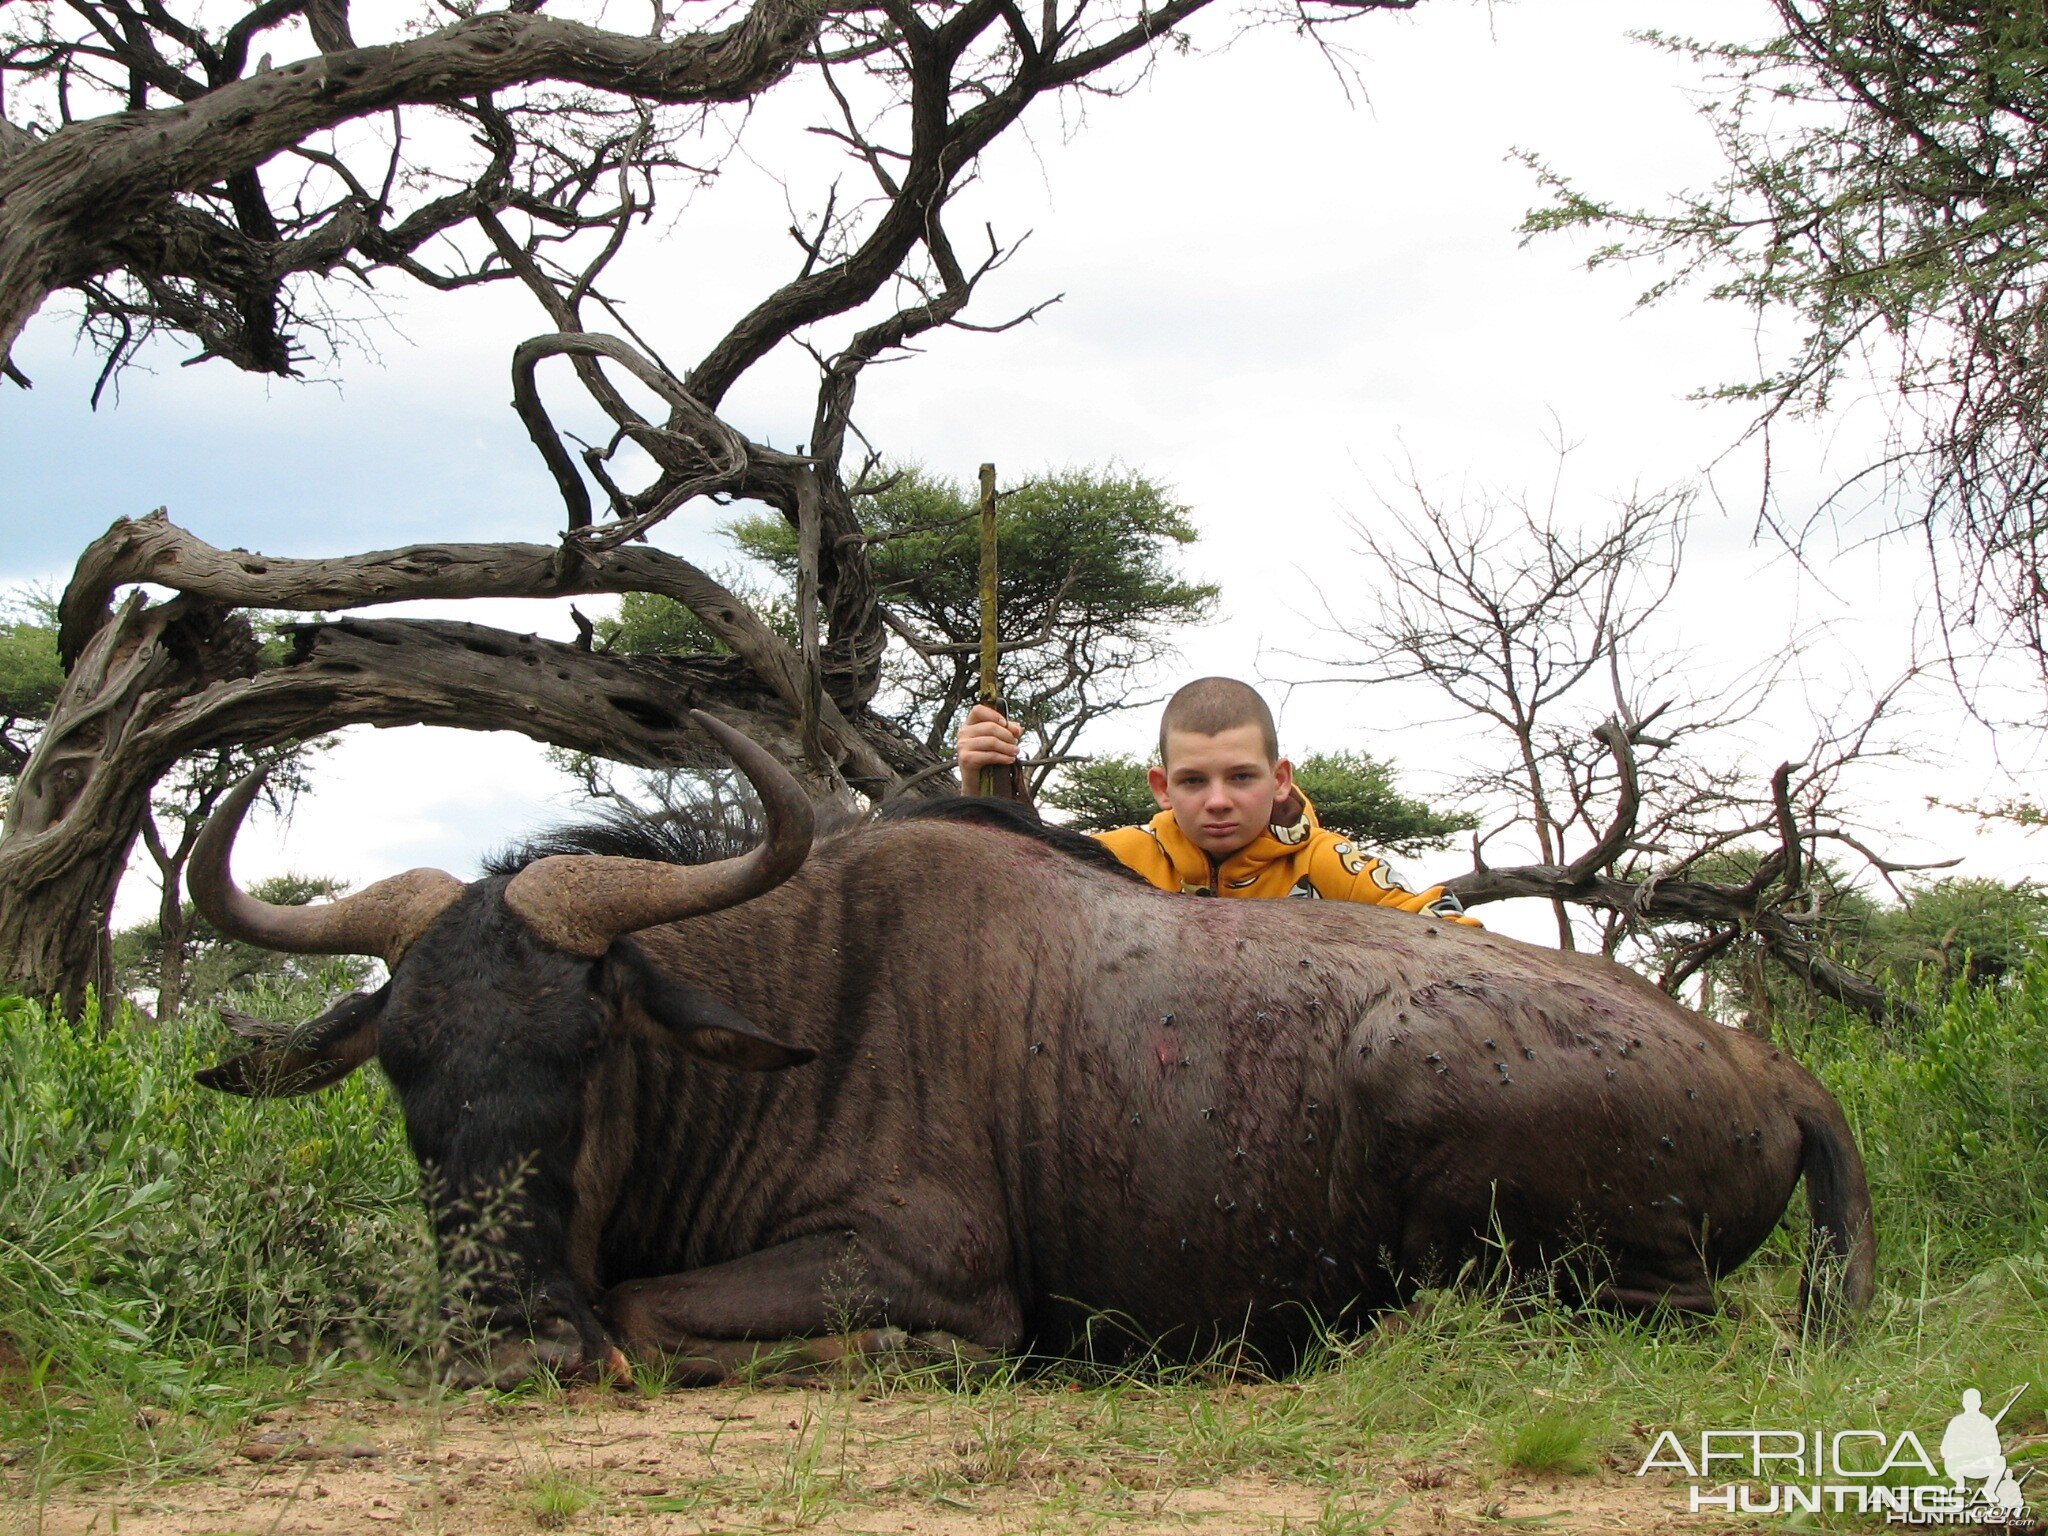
191, 713, 1876, 1388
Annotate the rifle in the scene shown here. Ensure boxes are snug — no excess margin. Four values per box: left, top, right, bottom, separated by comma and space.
975, 461, 1030, 803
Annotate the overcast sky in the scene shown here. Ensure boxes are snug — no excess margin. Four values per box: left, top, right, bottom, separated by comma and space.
4, 0, 2038, 941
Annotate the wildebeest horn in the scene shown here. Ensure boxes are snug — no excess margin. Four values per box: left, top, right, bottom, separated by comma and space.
189, 771, 465, 967
503, 711, 815, 957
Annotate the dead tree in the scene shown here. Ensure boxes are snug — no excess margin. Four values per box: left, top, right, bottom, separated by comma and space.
1, 0, 1416, 1012
0, 0, 820, 386
1441, 712, 1951, 1024
1323, 468, 1951, 1023
1330, 464, 1691, 950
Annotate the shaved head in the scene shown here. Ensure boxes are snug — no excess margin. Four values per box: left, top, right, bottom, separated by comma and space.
1158, 677, 1278, 765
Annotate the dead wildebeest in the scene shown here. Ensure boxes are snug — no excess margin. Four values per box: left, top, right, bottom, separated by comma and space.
193, 714, 1874, 1386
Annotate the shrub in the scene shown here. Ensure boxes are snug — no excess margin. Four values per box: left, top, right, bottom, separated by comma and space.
0, 979, 428, 1416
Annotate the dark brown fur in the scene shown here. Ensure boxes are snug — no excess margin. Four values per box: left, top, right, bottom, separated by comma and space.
205, 812, 1876, 1383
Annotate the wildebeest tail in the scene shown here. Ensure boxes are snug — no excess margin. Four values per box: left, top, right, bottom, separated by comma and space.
1794, 1086, 1876, 1335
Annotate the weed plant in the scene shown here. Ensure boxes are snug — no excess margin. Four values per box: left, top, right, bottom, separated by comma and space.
2, 952, 2045, 1514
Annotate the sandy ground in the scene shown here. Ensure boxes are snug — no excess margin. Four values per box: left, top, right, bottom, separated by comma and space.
10, 1385, 1811, 1536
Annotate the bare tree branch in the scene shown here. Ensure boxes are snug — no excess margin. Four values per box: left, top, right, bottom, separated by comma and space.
1, 0, 823, 369
1309, 460, 1941, 1023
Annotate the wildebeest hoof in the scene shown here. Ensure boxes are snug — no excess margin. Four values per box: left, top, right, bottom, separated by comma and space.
444, 1317, 610, 1391
905, 1330, 1002, 1379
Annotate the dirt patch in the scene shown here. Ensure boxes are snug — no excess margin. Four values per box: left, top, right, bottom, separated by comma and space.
14, 1383, 1783, 1536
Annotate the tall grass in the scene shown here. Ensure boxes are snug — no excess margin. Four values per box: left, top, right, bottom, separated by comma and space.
1, 952, 2045, 1500
0, 977, 430, 1478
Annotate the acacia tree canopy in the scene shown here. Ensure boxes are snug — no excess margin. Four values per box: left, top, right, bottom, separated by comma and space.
1522, 3, 2048, 705
727, 465, 1219, 782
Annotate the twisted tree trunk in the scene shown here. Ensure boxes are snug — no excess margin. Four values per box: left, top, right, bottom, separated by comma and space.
2, 516, 950, 1013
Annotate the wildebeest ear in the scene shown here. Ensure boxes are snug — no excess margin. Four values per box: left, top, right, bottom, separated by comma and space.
197, 987, 386, 1098
608, 944, 814, 1072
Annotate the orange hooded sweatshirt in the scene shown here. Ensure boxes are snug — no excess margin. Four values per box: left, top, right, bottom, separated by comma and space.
1091, 791, 1477, 922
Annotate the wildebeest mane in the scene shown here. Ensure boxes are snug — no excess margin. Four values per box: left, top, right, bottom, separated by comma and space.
490, 792, 1139, 881
485, 801, 769, 875
877, 795, 1144, 881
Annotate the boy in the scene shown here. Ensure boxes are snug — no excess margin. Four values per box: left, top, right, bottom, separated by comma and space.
956, 677, 1474, 920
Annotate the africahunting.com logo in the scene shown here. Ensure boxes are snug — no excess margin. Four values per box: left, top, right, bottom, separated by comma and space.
1637, 1385, 2035, 1524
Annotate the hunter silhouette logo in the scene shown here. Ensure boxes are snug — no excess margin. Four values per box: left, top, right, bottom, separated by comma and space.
1637, 1384, 2034, 1524
1942, 1389, 2031, 1520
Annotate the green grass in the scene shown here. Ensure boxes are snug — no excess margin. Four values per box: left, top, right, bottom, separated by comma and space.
1496, 1405, 1600, 1475
523, 1468, 600, 1527
2, 954, 2047, 1522
0, 974, 434, 1492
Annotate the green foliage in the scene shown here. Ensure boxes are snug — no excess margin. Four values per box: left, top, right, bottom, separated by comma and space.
1863, 877, 2048, 990
730, 465, 1217, 754
1652, 858, 2044, 1023
1043, 751, 1473, 857
0, 982, 427, 1474
1292, 753, 1476, 857
599, 580, 797, 657
731, 466, 1215, 648
1041, 755, 1155, 832
0, 587, 62, 778
605, 588, 721, 654
0, 617, 60, 722
1782, 960, 2048, 1276
111, 873, 374, 1012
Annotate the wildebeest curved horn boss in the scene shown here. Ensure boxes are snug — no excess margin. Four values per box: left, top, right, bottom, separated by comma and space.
193, 713, 1874, 1387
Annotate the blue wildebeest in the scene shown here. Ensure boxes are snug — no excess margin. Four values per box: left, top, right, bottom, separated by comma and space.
194, 714, 1874, 1385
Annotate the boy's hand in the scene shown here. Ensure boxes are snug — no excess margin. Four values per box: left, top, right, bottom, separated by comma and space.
958, 702, 1023, 785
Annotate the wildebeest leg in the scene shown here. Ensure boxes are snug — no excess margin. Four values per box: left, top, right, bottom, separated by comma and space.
600, 1234, 1012, 1377
629, 1328, 905, 1387
1590, 1276, 1719, 1316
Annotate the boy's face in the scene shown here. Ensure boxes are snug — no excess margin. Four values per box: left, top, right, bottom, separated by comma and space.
1148, 725, 1294, 859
